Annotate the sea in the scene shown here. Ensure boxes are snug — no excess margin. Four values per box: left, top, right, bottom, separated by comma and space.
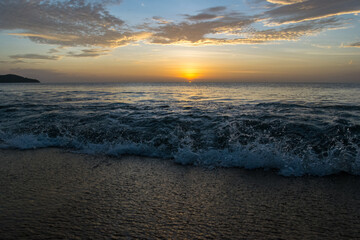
0, 82, 359, 176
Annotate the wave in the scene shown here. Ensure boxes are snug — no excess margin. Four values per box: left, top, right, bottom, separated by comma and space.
1, 83, 360, 177
1, 122, 359, 177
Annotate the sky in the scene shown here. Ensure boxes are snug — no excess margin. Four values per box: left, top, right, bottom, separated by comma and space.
0, 0, 360, 83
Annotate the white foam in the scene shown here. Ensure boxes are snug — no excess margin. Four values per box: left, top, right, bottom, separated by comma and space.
0, 133, 359, 176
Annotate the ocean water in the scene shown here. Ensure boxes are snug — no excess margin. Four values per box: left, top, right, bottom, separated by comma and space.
0, 82, 359, 176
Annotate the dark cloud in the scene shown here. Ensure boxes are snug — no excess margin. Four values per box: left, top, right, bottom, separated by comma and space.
102, 0, 123, 4
9, 54, 60, 60
0, 0, 135, 47
185, 13, 220, 21
343, 42, 360, 48
266, 0, 305, 5
146, 0, 356, 46
0, 60, 25, 64
67, 49, 110, 57
248, 18, 340, 41
1, 0, 359, 47
349, 42, 360, 47
47, 48, 60, 54
206, 6, 227, 12
265, 0, 360, 25
184, 5, 227, 21
149, 17, 254, 44
148, 7, 255, 44
148, 6, 340, 45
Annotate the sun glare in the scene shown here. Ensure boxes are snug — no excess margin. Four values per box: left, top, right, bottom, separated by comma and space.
180, 66, 201, 81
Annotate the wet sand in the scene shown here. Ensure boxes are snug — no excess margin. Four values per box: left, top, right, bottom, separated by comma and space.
0, 148, 359, 239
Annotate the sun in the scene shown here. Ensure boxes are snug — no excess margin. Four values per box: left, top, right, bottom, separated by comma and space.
180, 66, 201, 81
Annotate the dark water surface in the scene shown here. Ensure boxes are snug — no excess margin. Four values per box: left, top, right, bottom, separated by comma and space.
0, 82, 359, 176
1, 149, 359, 239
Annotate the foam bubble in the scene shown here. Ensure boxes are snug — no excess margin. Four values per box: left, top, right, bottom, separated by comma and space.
1, 132, 359, 176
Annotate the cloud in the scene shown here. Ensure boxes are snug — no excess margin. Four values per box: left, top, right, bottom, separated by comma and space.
144, 1, 353, 46
311, 44, 332, 49
9, 54, 61, 60
103, 0, 123, 4
67, 49, 110, 58
1, 0, 359, 48
185, 13, 221, 21
0, 60, 25, 64
8, 33, 79, 43
206, 19, 339, 45
265, 0, 360, 25
266, 0, 305, 5
254, 18, 338, 38
348, 42, 360, 47
48, 48, 61, 54
152, 17, 172, 24
148, 7, 255, 44
149, 20, 252, 44
206, 6, 227, 12
0, 0, 133, 47
183, 6, 227, 21
147, 6, 340, 46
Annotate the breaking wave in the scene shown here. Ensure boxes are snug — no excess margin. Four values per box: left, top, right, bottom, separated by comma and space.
0, 83, 359, 176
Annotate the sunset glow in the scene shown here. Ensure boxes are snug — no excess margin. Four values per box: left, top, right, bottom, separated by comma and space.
0, 0, 359, 82
179, 65, 202, 81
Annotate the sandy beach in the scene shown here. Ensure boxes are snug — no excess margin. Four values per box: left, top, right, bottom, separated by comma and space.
0, 148, 360, 239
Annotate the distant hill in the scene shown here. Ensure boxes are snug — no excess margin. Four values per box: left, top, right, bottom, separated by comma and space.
0, 74, 40, 83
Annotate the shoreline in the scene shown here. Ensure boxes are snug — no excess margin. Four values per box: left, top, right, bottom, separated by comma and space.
1, 148, 359, 239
